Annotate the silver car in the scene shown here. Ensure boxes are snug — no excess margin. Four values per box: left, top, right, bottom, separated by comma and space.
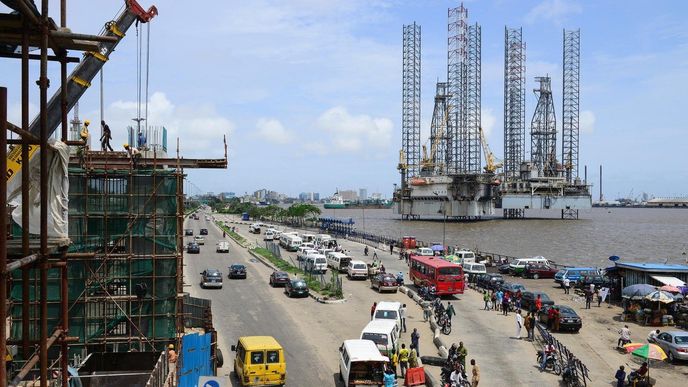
654, 331, 688, 362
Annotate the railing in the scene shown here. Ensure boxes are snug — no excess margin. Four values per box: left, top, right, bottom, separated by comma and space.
536, 323, 591, 386
145, 351, 170, 387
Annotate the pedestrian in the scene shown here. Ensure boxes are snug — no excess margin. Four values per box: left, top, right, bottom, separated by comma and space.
482, 291, 490, 310
223, 231, 226, 238
457, 341, 467, 370
390, 243, 394, 255
471, 359, 480, 387
390, 351, 398, 377
502, 292, 510, 316
490, 291, 497, 311
535, 294, 542, 313
99, 120, 113, 151
423, 302, 431, 321
383, 365, 396, 387
446, 302, 456, 322
411, 328, 420, 357
524, 312, 533, 341
614, 365, 626, 387
515, 289, 522, 310
552, 307, 561, 332
364, 246, 369, 256
409, 348, 418, 368
585, 289, 592, 309
400, 304, 407, 333
373, 251, 378, 260
495, 290, 503, 312
515, 309, 523, 339
398, 344, 409, 378
597, 289, 603, 307
563, 277, 570, 294
371, 302, 377, 320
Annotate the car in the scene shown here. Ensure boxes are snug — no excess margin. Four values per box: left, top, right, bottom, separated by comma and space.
653, 331, 688, 363
297, 249, 318, 262
285, 279, 309, 298
205, 216, 210, 221
370, 273, 399, 293
269, 271, 291, 287
200, 269, 223, 289
228, 264, 247, 279
194, 235, 205, 245
522, 264, 559, 279
476, 273, 504, 290
184, 229, 193, 236
216, 241, 229, 253
521, 291, 555, 311
574, 275, 612, 290
500, 282, 526, 294
537, 305, 582, 332
200, 228, 208, 235
498, 264, 511, 274
187, 242, 200, 254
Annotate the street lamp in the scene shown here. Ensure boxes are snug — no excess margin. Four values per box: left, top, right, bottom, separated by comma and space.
433, 191, 446, 252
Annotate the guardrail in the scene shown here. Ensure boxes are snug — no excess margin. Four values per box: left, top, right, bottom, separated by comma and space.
536, 323, 591, 386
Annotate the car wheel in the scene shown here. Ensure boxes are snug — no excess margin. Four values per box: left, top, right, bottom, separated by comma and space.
339, 367, 344, 381
533, 273, 540, 280
668, 351, 675, 363
270, 279, 274, 287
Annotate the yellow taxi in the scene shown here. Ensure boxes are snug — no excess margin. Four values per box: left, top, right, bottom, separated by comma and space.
231, 336, 286, 386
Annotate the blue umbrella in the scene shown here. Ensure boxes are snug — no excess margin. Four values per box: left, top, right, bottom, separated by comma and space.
431, 244, 444, 251
622, 284, 656, 300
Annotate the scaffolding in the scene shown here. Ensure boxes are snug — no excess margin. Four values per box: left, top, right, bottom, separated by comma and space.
446, 3, 467, 174
427, 82, 451, 175
530, 76, 558, 177
562, 29, 580, 183
401, 22, 421, 184
503, 27, 526, 183
465, 22, 481, 174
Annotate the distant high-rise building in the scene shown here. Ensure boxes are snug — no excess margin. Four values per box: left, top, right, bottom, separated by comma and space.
359, 188, 368, 201
298, 192, 308, 201
371, 192, 383, 200
313, 193, 320, 201
340, 190, 358, 201
221, 192, 236, 199
254, 189, 268, 200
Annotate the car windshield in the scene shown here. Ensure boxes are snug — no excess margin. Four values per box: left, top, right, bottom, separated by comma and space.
292, 281, 306, 288
316, 258, 326, 264
354, 264, 367, 269
675, 336, 688, 344
537, 293, 551, 301
206, 271, 221, 277
275, 272, 288, 278
558, 306, 575, 314
491, 275, 503, 280
231, 265, 245, 270
438, 267, 461, 276
375, 310, 398, 320
362, 333, 388, 346
382, 275, 396, 281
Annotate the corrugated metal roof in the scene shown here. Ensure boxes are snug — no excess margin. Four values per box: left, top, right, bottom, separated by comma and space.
616, 262, 688, 273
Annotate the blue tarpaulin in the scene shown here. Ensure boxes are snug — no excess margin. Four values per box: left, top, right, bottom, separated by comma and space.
178, 332, 213, 387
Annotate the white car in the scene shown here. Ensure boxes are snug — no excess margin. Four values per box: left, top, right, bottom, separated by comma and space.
194, 235, 205, 245
297, 249, 319, 262
216, 241, 229, 253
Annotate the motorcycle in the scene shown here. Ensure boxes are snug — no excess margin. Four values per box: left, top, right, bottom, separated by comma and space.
561, 359, 581, 387
536, 351, 561, 375
438, 313, 452, 335
434, 300, 445, 320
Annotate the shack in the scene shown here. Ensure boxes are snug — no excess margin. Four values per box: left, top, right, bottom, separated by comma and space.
613, 262, 688, 288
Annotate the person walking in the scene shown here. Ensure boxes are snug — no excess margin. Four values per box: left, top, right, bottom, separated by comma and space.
524, 312, 534, 341
100, 120, 113, 151
535, 294, 543, 313
446, 302, 456, 322
400, 304, 407, 333
563, 277, 571, 294
398, 344, 410, 378
423, 302, 431, 321
408, 348, 418, 368
483, 291, 490, 310
614, 365, 626, 387
456, 342, 467, 371
383, 366, 396, 387
371, 302, 377, 320
552, 307, 561, 332
390, 351, 398, 377
597, 289, 603, 307
515, 310, 523, 339
411, 328, 420, 357
490, 291, 497, 311
502, 292, 510, 316
364, 246, 369, 256
470, 359, 480, 387
390, 243, 394, 255
495, 290, 503, 312
585, 289, 593, 309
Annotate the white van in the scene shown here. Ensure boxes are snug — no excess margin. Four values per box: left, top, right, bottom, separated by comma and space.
279, 234, 302, 252
326, 252, 352, 271
305, 253, 328, 274
264, 229, 275, 241
297, 248, 318, 262
509, 256, 550, 275
455, 250, 476, 264
360, 320, 399, 358
273, 230, 282, 240
416, 247, 434, 256
463, 262, 487, 282
301, 233, 316, 243
216, 241, 229, 253
347, 260, 369, 280
373, 301, 402, 333
314, 234, 332, 246
338, 340, 388, 387
249, 223, 261, 234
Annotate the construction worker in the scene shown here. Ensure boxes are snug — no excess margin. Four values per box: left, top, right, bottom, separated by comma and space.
123, 143, 141, 168
100, 120, 113, 151
76, 120, 91, 165
167, 344, 178, 384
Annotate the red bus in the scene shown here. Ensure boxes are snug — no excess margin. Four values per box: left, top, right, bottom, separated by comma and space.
409, 255, 465, 295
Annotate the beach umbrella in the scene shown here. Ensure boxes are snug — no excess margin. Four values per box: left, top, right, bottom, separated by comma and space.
624, 343, 667, 378
659, 285, 681, 293
621, 284, 656, 300
444, 255, 459, 263
431, 244, 444, 251
622, 343, 648, 353
644, 290, 675, 304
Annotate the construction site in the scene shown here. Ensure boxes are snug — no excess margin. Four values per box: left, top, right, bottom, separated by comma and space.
395, 3, 592, 220
1, 1, 226, 386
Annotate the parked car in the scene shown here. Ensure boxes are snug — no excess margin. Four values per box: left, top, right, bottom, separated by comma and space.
653, 331, 688, 363
285, 279, 309, 298
200, 228, 208, 235
574, 275, 612, 290
522, 264, 559, 279
370, 273, 399, 293
297, 248, 318, 262
498, 264, 511, 274
269, 271, 291, 287
194, 235, 205, 245
184, 229, 193, 236
500, 282, 526, 295
228, 264, 247, 279
476, 273, 504, 290
186, 242, 200, 254
537, 305, 582, 333
216, 241, 229, 253
205, 216, 210, 221
521, 291, 555, 311
200, 268, 223, 289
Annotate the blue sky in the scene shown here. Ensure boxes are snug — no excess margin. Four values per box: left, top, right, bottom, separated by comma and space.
1, 0, 686, 199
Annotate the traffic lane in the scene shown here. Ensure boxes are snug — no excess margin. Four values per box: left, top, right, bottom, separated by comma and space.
185, 216, 332, 386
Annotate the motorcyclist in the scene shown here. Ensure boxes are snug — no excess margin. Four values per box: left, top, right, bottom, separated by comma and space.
617, 325, 632, 348
396, 271, 404, 286
539, 341, 556, 371
449, 363, 467, 386
364, 246, 369, 256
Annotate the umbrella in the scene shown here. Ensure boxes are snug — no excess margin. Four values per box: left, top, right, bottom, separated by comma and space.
644, 290, 675, 304
659, 285, 681, 293
621, 284, 656, 300
624, 343, 667, 379
622, 343, 648, 353
444, 255, 459, 263
431, 244, 444, 251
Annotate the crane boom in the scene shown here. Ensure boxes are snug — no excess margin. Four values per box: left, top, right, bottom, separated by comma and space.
27, 0, 158, 138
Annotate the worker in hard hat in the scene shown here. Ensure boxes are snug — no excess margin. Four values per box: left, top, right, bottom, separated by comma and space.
77, 120, 91, 166
123, 143, 141, 168
167, 343, 178, 384
100, 120, 113, 152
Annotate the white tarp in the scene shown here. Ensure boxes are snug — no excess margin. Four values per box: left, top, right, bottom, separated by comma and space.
650, 275, 686, 287
6, 139, 69, 238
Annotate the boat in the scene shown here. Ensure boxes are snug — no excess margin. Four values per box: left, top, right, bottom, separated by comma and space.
324, 192, 348, 209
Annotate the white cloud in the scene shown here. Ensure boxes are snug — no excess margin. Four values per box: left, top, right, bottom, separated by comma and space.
525, 0, 582, 25
255, 118, 292, 144
580, 110, 595, 133
102, 92, 233, 158
316, 106, 393, 152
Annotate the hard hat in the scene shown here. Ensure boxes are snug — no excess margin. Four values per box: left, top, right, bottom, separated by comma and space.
84, 120, 90, 126
168, 344, 174, 349
123, 143, 129, 148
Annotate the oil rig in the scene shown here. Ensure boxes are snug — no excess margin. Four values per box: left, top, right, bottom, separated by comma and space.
394, 3, 591, 220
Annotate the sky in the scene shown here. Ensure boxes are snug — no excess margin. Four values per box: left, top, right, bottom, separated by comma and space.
1, 0, 687, 200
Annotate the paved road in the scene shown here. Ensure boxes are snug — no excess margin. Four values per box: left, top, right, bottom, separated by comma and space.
183, 213, 332, 386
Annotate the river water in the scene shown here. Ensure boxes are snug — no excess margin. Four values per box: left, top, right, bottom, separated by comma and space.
318, 207, 688, 268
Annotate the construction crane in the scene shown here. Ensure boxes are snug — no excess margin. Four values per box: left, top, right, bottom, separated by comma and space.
479, 126, 502, 174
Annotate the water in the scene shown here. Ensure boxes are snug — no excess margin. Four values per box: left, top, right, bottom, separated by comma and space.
319, 207, 688, 267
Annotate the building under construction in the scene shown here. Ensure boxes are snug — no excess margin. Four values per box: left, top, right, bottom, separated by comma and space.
1, 1, 226, 386
395, 2, 591, 220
